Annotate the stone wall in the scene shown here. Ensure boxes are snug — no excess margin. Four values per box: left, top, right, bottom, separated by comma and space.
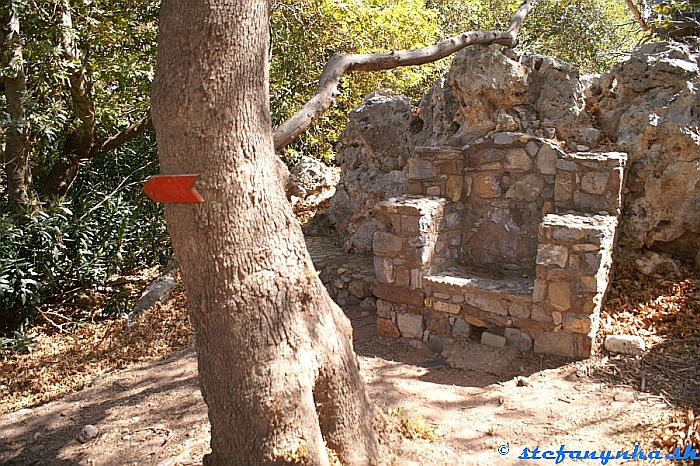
323, 41, 700, 356
327, 91, 415, 254
372, 130, 625, 357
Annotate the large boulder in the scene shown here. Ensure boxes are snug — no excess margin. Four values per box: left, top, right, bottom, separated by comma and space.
415, 45, 598, 148
596, 42, 700, 256
328, 91, 415, 254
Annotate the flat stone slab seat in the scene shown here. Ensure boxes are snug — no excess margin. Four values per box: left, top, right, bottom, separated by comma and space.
371, 133, 627, 357
425, 268, 534, 296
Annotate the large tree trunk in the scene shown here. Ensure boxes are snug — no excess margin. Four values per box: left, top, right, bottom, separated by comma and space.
2, 2, 33, 211
151, 0, 378, 465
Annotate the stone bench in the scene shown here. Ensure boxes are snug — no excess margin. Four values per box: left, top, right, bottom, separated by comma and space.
372, 133, 626, 357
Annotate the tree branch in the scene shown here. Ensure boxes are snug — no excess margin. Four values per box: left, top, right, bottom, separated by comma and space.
625, 0, 651, 31
89, 114, 153, 158
272, 0, 535, 152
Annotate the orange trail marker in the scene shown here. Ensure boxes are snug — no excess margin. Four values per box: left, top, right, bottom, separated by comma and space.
143, 174, 204, 203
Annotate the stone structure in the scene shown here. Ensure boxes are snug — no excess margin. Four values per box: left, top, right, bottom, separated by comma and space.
322, 41, 700, 357
373, 133, 625, 357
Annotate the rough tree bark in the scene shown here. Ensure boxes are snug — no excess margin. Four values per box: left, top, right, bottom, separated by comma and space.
2, 2, 33, 211
151, 0, 377, 465
151, 1, 534, 465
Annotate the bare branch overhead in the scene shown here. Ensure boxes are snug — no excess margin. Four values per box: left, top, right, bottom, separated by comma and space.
272, 0, 536, 152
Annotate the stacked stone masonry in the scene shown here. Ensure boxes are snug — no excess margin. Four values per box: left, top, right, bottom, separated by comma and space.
374, 132, 626, 357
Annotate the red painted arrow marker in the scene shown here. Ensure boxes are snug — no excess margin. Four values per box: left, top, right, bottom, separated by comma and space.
143, 174, 204, 203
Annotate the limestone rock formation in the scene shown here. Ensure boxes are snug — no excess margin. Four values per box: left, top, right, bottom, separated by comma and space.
415, 45, 598, 148
328, 91, 415, 254
595, 42, 700, 258
329, 42, 700, 267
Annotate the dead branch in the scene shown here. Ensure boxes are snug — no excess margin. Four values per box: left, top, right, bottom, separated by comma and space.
271, 0, 535, 152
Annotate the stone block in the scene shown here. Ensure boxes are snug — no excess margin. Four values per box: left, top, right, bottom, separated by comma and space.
360, 297, 377, 312
505, 328, 533, 352
425, 309, 451, 335
581, 172, 610, 195
579, 276, 597, 293
604, 335, 645, 355
533, 279, 547, 302
410, 268, 423, 289
554, 172, 573, 202
395, 270, 410, 287
474, 175, 502, 198
481, 332, 507, 348
534, 331, 576, 356
464, 314, 487, 327
536, 144, 559, 175
552, 227, 587, 242
504, 148, 533, 173
375, 284, 425, 308
572, 243, 599, 252
407, 181, 423, 194
548, 283, 571, 311
552, 311, 562, 326
493, 132, 515, 145
349, 279, 372, 298
376, 299, 392, 318
439, 214, 459, 230
509, 174, 544, 201
509, 300, 531, 318
525, 141, 539, 156
374, 256, 394, 284
426, 186, 441, 196
434, 301, 461, 315
373, 232, 403, 255
446, 175, 463, 202
536, 244, 569, 268
377, 318, 400, 339
563, 313, 592, 334
531, 304, 551, 322
452, 317, 471, 337
556, 159, 579, 171
409, 159, 436, 180
397, 313, 424, 339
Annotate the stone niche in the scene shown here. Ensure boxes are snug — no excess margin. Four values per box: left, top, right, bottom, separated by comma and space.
373, 132, 626, 357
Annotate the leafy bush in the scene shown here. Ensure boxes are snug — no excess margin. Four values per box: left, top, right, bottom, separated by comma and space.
0, 135, 170, 335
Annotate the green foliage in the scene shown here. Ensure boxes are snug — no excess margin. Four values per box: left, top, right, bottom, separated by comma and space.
647, 0, 700, 40
270, 0, 447, 162
0, 0, 158, 180
0, 136, 170, 334
430, 0, 642, 72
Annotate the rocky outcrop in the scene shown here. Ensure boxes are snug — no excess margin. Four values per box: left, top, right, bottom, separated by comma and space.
330, 42, 700, 266
328, 91, 415, 254
416, 45, 599, 148
595, 42, 700, 258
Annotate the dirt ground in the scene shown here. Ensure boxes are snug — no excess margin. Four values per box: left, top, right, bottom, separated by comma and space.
1, 296, 696, 466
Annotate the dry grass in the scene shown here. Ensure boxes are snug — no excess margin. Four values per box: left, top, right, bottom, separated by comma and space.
0, 270, 194, 415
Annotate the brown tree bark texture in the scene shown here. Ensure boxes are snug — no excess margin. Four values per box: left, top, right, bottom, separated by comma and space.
151, 0, 377, 465
2, 4, 33, 211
